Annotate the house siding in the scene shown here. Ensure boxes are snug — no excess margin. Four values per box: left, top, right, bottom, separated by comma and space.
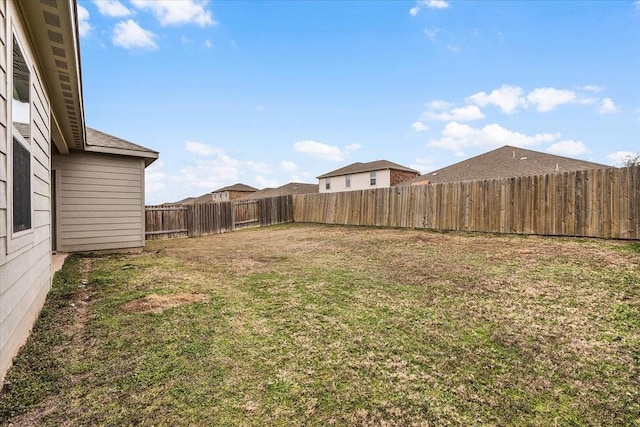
0, 1, 53, 384
320, 170, 391, 193
52, 151, 146, 252
211, 190, 254, 202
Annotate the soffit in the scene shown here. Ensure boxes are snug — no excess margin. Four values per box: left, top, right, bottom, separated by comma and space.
17, 0, 85, 152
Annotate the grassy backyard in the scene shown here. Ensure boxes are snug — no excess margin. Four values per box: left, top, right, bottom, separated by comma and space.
1, 223, 639, 426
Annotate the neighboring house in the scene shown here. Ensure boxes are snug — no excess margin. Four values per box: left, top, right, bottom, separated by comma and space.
400, 145, 610, 186
1, 1, 158, 384
209, 183, 258, 202
185, 183, 257, 204
317, 160, 419, 193
236, 182, 318, 201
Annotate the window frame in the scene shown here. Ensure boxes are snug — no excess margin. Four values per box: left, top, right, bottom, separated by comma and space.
12, 135, 31, 233
345, 175, 351, 188
7, 27, 34, 254
370, 171, 377, 186
325, 178, 331, 190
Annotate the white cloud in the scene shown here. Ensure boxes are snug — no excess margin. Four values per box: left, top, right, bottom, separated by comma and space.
527, 87, 576, 112
77, 5, 92, 37
112, 20, 158, 50
426, 0, 450, 8
546, 140, 590, 156
410, 0, 449, 15
423, 28, 458, 51
466, 85, 526, 114
424, 28, 439, 43
255, 175, 278, 188
411, 121, 429, 132
427, 100, 452, 111
131, 0, 216, 27
174, 154, 240, 190
422, 105, 485, 121
145, 160, 166, 195
280, 161, 298, 172
607, 151, 636, 165
578, 97, 598, 106
635, 0, 640, 10
410, 157, 436, 174
578, 85, 604, 92
185, 141, 223, 157
203, 39, 212, 48
92, 0, 132, 17
428, 121, 559, 156
247, 161, 271, 174
599, 98, 619, 114
293, 140, 347, 162
345, 143, 362, 151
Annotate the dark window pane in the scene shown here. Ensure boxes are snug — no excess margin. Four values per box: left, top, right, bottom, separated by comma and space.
13, 137, 31, 232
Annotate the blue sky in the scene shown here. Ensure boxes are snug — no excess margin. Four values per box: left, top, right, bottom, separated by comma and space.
78, 0, 640, 205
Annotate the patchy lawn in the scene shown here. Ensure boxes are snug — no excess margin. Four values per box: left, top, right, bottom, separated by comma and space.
1, 223, 639, 426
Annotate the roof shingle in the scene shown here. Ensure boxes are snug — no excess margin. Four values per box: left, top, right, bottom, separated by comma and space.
84, 127, 158, 166
400, 145, 610, 185
317, 160, 419, 179
213, 183, 258, 193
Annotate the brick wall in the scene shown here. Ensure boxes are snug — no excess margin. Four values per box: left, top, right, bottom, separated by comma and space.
390, 170, 419, 186
228, 191, 255, 201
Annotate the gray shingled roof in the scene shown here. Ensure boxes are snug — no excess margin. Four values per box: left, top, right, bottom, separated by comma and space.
213, 183, 258, 193
85, 127, 159, 165
400, 145, 610, 186
191, 193, 215, 204
236, 182, 319, 201
173, 197, 196, 205
317, 160, 419, 179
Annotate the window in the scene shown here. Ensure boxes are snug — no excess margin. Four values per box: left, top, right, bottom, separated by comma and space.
12, 36, 30, 128
370, 171, 377, 186
345, 175, 351, 188
325, 178, 331, 190
13, 138, 31, 232
12, 35, 31, 233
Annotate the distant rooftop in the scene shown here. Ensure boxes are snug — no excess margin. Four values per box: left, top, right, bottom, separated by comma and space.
401, 145, 610, 186
213, 183, 258, 193
237, 182, 319, 200
317, 160, 419, 179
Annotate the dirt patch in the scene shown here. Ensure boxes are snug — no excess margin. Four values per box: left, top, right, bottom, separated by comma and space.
122, 293, 209, 314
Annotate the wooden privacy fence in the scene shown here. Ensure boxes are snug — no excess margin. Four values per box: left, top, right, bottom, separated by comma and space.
234, 201, 259, 230
145, 206, 188, 240
145, 195, 294, 239
293, 166, 640, 240
187, 202, 234, 237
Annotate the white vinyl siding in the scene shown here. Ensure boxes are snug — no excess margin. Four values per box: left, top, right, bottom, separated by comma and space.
319, 169, 391, 193
1, 2, 52, 384
53, 152, 145, 252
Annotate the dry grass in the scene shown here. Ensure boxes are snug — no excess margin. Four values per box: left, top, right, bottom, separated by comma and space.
1, 223, 639, 426
122, 294, 209, 314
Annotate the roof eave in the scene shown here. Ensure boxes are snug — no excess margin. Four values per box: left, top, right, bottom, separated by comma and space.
84, 144, 159, 167
18, 0, 85, 152
317, 166, 418, 179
